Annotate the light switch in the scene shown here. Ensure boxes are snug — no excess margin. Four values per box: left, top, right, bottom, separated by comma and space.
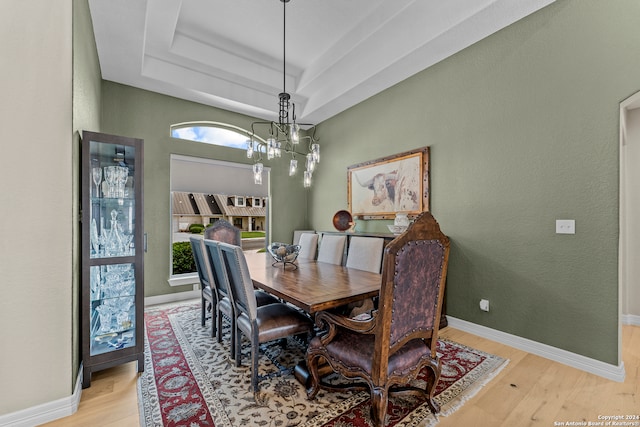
556, 219, 575, 234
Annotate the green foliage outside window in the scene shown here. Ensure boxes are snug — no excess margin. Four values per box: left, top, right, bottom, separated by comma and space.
173, 241, 196, 274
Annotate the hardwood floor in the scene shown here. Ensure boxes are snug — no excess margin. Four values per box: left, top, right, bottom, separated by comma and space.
42, 325, 639, 427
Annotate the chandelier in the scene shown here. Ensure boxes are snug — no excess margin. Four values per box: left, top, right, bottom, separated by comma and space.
246, 0, 320, 188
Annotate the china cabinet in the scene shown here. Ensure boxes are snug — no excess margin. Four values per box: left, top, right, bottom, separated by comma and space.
81, 131, 144, 388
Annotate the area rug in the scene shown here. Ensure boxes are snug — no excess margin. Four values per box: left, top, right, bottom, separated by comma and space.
138, 301, 508, 427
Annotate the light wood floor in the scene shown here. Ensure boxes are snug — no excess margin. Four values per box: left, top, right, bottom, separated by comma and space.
42, 324, 639, 427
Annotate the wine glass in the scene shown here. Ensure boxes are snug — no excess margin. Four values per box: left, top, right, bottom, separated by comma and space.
92, 167, 102, 198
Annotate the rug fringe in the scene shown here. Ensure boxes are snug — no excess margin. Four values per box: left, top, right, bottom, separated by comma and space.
438, 357, 510, 417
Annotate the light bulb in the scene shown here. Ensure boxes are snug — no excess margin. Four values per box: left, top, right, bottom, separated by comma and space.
303, 170, 312, 188
253, 162, 263, 185
246, 140, 254, 158
311, 143, 320, 163
289, 159, 298, 176
306, 153, 315, 172
290, 124, 300, 145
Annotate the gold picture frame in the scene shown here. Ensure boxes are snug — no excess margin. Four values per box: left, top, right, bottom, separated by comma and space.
347, 147, 429, 219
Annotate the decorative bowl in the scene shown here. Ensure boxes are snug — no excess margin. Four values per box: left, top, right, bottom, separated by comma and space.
268, 242, 301, 269
332, 210, 354, 232
387, 225, 408, 235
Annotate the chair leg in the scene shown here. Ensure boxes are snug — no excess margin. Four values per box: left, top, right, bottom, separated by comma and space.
216, 310, 223, 343
424, 358, 442, 414
370, 386, 389, 427
251, 335, 260, 393
305, 353, 321, 399
232, 319, 240, 366
210, 306, 217, 338
201, 296, 206, 326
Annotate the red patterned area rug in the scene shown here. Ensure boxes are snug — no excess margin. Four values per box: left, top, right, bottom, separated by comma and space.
137, 301, 508, 427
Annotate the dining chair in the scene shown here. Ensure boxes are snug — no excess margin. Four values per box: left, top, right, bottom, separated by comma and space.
204, 219, 241, 245
218, 242, 314, 395
189, 236, 216, 337
316, 234, 347, 265
345, 236, 385, 273
297, 232, 319, 260
293, 229, 315, 245
203, 239, 279, 356
306, 212, 450, 427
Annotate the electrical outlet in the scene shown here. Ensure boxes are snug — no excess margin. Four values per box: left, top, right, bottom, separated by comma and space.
555, 219, 575, 234
479, 299, 490, 312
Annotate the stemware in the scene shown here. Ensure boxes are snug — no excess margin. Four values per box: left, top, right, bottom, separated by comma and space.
95, 304, 113, 334
104, 166, 116, 197
92, 167, 102, 198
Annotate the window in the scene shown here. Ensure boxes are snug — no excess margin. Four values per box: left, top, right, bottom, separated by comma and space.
171, 122, 255, 150
168, 123, 270, 286
253, 197, 262, 207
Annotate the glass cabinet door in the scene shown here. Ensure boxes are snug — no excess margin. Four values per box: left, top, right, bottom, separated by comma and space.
89, 263, 136, 355
89, 140, 136, 259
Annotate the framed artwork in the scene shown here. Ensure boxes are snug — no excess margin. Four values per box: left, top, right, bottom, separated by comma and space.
347, 147, 429, 219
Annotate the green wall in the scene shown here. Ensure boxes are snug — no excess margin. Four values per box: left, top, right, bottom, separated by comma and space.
100, 83, 310, 298
309, 0, 640, 365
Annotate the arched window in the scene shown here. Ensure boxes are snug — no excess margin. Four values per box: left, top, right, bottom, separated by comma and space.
171, 121, 260, 149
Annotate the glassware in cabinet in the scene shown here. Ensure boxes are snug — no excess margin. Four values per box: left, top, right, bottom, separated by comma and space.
82, 131, 144, 388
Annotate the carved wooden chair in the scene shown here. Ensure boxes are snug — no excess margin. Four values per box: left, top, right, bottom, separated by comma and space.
305, 212, 450, 426
218, 242, 314, 395
204, 219, 241, 244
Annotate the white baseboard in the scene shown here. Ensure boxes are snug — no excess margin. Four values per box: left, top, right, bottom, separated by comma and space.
446, 316, 626, 382
622, 313, 640, 326
0, 365, 83, 427
144, 289, 200, 306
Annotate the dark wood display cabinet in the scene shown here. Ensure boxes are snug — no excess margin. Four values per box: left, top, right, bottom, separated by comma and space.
81, 131, 144, 388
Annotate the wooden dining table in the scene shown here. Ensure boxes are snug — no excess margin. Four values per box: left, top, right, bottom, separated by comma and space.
243, 251, 382, 385
244, 252, 381, 315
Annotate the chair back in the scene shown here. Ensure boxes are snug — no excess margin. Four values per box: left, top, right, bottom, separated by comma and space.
202, 239, 231, 299
204, 219, 241, 245
376, 212, 450, 360
218, 242, 258, 321
190, 236, 213, 290
317, 234, 347, 265
345, 236, 385, 273
297, 233, 319, 260
293, 229, 315, 245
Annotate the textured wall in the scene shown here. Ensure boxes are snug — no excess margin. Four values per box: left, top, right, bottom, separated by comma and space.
0, 0, 73, 414
308, 0, 640, 365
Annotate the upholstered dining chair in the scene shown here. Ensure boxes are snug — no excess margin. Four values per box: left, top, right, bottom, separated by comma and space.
316, 234, 347, 265
305, 212, 450, 427
203, 239, 279, 359
345, 236, 385, 273
218, 242, 314, 395
189, 236, 217, 337
293, 229, 315, 245
297, 232, 319, 260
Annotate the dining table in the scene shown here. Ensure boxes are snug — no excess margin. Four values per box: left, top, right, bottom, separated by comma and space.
243, 251, 382, 315
243, 251, 382, 386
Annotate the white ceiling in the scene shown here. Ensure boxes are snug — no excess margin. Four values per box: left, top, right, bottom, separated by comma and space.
89, 0, 555, 125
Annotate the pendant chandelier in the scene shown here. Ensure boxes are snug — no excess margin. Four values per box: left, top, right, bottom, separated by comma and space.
247, 0, 320, 188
